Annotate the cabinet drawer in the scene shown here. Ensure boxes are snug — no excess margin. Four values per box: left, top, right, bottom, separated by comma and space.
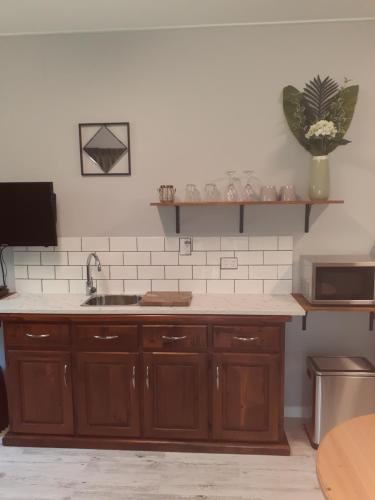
142, 325, 208, 351
74, 325, 138, 351
5, 323, 70, 349
213, 326, 280, 353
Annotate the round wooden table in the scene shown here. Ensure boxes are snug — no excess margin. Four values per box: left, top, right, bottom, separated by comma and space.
317, 414, 375, 499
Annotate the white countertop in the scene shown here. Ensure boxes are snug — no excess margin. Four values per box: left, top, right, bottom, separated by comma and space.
0, 293, 305, 316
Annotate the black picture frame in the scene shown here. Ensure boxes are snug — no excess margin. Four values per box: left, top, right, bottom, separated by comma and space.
79, 122, 131, 177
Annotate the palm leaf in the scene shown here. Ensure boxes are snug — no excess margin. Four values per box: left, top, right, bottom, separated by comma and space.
283, 85, 309, 151
303, 75, 339, 120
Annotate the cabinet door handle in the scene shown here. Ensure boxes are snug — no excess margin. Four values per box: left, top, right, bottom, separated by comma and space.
132, 365, 136, 390
145, 366, 150, 389
93, 335, 119, 340
162, 335, 187, 342
64, 363, 68, 388
216, 365, 220, 390
233, 336, 260, 342
26, 333, 50, 339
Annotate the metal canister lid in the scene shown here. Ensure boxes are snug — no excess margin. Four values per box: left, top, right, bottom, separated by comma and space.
308, 356, 375, 375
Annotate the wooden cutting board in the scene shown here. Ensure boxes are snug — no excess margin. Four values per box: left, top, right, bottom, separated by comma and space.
139, 291, 192, 307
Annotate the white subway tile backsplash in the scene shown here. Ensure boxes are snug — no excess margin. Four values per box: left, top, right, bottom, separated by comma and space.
14, 251, 40, 265
55, 266, 82, 280
220, 266, 248, 279
15, 234, 294, 296
278, 235, 294, 250
165, 266, 192, 279
278, 265, 293, 280
152, 280, 179, 292
207, 280, 234, 293
15, 279, 42, 293
235, 251, 263, 265
138, 266, 164, 279
151, 252, 178, 265
235, 280, 263, 294
82, 237, 109, 251
221, 237, 248, 251
57, 237, 81, 251
179, 252, 206, 265
264, 251, 293, 265
263, 279, 292, 294
137, 237, 164, 251
164, 237, 179, 252
109, 237, 137, 251
14, 265, 28, 279
124, 280, 151, 294
96, 252, 123, 265
41, 252, 68, 266
124, 252, 150, 265
96, 280, 124, 294
179, 280, 206, 293
42, 280, 69, 293
28, 266, 55, 279
249, 236, 278, 250
250, 265, 278, 279
193, 237, 220, 251
193, 266, 220, 280
206, 251, 234, 265
110, 266, 137, 279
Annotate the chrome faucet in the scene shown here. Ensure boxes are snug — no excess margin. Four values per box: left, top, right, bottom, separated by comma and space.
86, 252, 102, 295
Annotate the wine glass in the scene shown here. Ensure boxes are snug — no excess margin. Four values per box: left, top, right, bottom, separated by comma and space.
242, 170, 260, 201
224, 171, 240, 201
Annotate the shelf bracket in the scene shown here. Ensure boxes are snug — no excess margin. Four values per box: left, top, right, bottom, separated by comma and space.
302, 313, 308, 331
239, 205, 244, 233
305, 204, 312, 233
175, 206, 180, 234
370, 312, 374, 332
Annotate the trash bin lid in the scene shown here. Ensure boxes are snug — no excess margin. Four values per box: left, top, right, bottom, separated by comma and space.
308, 356, 375, 375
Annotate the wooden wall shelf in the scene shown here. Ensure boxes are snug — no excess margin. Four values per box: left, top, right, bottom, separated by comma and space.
292, 293, 375, 331
151, 200, 344, 234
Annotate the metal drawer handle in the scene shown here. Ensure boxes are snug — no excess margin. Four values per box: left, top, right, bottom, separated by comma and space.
162, 335, 187, 342
145, 366, 150, 389
64, 364, 68, 388
132, 365, 136, 390
93, 335, 120, 340
233, 336, 260, 342
216, 365, 220, 390
26, 333, 50, 339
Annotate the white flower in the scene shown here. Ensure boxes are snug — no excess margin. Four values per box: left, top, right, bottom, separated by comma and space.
305, 120, 337, 139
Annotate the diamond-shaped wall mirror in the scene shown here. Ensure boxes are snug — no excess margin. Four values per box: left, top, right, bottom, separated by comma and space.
79, 122, 131, 176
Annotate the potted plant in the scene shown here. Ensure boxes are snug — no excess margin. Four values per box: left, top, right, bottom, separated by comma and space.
283, 75, 359, 200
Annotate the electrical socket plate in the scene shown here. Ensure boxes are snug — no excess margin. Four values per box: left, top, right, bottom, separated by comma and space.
220, 257, 238, 270
179, 237, 192, 256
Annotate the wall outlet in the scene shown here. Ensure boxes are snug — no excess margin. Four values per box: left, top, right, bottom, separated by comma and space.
179, 237, 192, 256
220, 257, 238, 270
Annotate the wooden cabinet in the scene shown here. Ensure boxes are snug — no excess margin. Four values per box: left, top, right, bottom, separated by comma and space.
143, 352, 208, 440
74, 352, 140, 437
6, 350, 74, 435
2, 315, 289, 455
212, 353, 281, 442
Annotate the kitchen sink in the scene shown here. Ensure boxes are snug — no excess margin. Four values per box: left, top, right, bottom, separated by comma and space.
81, 294, 142, 306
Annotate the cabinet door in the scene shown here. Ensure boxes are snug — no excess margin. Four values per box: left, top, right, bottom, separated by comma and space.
212, 353, 281, 442
7, 351, 74, 435
143, 353, 208, 440
74, 352, 140, 437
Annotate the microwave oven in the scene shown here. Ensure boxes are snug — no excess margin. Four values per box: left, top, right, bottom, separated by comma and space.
300, 255, 375, 305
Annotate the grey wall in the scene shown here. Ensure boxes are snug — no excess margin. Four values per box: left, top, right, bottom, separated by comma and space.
0, 22, 375, 412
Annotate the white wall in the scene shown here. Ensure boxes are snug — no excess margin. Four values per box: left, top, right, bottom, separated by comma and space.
1, 22, 375, 412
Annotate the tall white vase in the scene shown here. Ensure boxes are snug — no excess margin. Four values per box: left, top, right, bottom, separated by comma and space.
309, 155, 330, 200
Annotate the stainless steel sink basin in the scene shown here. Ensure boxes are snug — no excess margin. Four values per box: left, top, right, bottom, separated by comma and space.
81, 294, 142, 306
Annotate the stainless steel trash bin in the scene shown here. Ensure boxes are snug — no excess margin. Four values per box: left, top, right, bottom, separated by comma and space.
305, 356, 375, 447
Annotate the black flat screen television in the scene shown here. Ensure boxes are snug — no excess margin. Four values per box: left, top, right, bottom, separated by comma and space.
0, 182, 57, 247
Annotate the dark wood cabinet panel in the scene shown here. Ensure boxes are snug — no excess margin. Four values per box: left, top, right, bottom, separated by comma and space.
212, 353, 281, 442
5, 323, 70, 349
74, 352, 140, 437
6, 350, 74, 435
143, 353, 209, 440
142, 325, 207, 351
213, 326, 280, 353
73, 325, 138, 352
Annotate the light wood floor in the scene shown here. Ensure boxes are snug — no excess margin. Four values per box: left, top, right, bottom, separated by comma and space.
0, 420, 323, 500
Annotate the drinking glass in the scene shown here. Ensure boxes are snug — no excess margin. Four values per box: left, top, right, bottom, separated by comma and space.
242, 170, 259, 201
260, 185, 278, 201
280, 185, 297, 201
185, 184, 201, 201
204, 183, 221, 201
224, 171, 241, 201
